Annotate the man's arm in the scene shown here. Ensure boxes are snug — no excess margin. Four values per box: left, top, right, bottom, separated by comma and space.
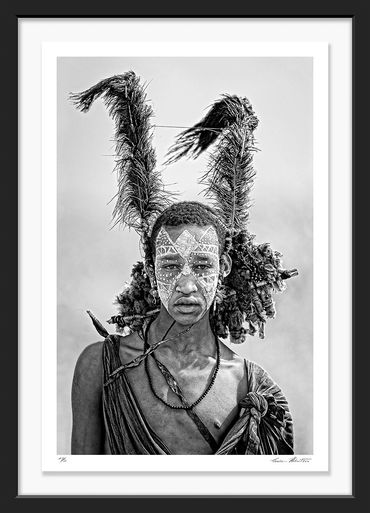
71, 341, 105, 454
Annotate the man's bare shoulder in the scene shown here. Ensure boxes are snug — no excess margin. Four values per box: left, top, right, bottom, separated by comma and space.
76, 340, 104, 366
73, 341, 104, 390
219, 339, 245, 363
218, 339, 247, 381
213, 339, 248, 399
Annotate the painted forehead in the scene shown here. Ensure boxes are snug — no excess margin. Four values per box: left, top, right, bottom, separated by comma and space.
155, 225, 220, 258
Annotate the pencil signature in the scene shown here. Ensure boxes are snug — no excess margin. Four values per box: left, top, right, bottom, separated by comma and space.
271, 456, 312, 463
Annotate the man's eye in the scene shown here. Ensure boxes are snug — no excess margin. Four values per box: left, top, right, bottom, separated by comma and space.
194, 264, 212, 270
163, 264, 180, 270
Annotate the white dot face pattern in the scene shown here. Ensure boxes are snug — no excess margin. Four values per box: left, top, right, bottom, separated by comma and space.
154, 226, 220, 311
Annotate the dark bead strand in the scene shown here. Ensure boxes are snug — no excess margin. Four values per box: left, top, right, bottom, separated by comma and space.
145, 332, 220, 411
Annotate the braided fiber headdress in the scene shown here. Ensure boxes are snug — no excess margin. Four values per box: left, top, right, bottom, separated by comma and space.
72, 72, 297, 342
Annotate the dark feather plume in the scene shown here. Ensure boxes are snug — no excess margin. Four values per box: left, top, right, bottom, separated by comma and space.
165, 94, 259, 233
70, 71, 171, 232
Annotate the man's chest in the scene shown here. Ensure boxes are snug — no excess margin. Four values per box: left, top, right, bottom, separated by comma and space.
124, 357, 247, 454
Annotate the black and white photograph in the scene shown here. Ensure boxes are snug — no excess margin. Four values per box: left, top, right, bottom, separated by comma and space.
57, 56, 313, 459
16, 15, 355, 499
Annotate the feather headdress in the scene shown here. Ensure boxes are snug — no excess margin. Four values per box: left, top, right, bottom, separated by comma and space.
70, 71, 171, 234
165, 94, 258, 236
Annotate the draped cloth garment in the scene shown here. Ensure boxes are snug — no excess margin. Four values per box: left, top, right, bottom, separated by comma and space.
102, 334, 294, 455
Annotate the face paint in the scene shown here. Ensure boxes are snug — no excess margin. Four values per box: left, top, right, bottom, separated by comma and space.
154, 226, 220, 311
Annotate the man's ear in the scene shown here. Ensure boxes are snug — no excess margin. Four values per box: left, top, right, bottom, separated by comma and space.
221, 253, 232, 277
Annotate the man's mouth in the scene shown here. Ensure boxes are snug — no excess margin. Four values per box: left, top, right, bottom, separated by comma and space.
174, 297, 200, 306
173, 297, 201, 313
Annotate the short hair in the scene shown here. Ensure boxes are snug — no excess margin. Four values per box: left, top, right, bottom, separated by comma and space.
149, 201, 226, 255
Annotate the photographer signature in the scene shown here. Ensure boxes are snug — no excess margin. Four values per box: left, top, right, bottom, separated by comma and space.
271, 457, 312, 463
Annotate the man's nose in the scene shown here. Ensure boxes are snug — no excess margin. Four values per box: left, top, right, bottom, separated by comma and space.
175, 273, 198, 295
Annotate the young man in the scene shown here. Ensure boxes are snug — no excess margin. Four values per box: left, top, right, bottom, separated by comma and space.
71, 202, 294, 455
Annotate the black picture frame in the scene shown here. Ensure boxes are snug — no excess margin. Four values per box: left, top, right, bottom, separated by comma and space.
8, 2, 367, 511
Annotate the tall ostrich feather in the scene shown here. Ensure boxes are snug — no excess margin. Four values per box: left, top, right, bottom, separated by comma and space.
70, 71, 171, 232
164, 94, 259, 233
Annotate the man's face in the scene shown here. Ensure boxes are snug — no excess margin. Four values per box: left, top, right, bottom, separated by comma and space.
154, 224, 220, 325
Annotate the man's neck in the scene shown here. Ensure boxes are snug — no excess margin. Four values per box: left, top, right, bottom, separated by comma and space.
149, 308, 216, 358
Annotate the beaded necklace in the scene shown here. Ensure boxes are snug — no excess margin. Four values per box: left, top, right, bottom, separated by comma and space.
144, 323, 220, 410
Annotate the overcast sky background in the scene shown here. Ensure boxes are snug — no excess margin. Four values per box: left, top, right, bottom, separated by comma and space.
57, 56, 313, 455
